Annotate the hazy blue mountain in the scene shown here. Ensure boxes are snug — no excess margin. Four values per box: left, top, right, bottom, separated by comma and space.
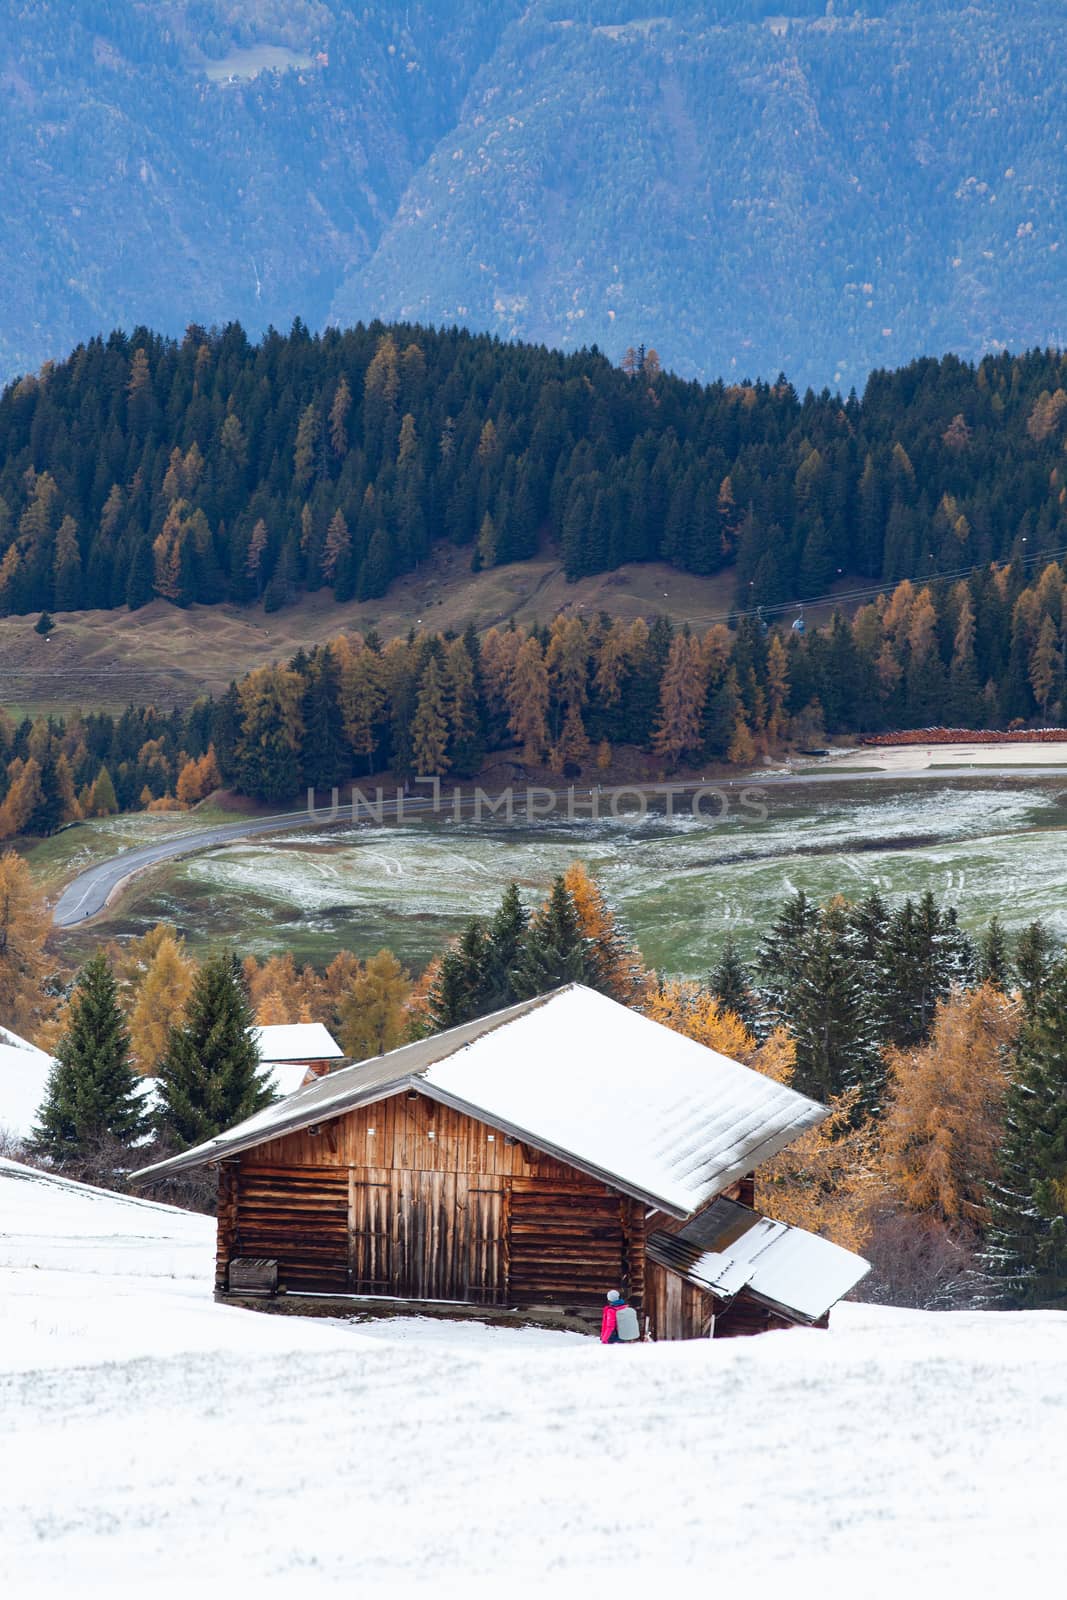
2, 1, 1065, 390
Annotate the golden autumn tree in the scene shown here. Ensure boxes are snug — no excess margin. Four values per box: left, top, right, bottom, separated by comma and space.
641, 979, 755, 1059
563, 861, 646, 1003
507, 635, 550, 764
411, 653, 450, 776
329, 374, 352, 457
0, 850, 50, 1038
128, 931, 197, 1073
243, 952, 322, 1023
236, 666, 304, 803
727, 708, 756, 766
1029, 614, 1063, 717
176, 747, 221, 806
338, 637, 386, 773
757, 1089, 880, 1256
0, 757, 44, 839
338, 950, 412, 1060
320, 509, 351, 585
547, 616, 590, 766
764, 632, 791, 742
480, 626, 523, 732
653, 634, 707, 767
254, 989, 290, 1026
320, 950, 362, 1032
879, 983, 1021, 1231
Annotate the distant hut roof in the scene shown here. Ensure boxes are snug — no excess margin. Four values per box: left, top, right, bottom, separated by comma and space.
647, 1196, 870, 1324
134, 986, 827, 1216
251, 1023, 344, 1064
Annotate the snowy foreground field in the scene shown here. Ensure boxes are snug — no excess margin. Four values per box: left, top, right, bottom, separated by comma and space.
1, 1158, 1064, 1597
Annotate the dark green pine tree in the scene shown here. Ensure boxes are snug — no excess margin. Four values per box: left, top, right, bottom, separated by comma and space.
155, 951, 273, 1149
1015, 920, 1055, 1020
301, 645, 348, 792
783, 902, 884, 1115
707, 937, 757, 1032
984, 960, 1067, 1309
882, 892, 974, 1048
427, 918, 491, 1030
125, 537, 155, 611
757, 889, 819, 1027
484, 881, 530, 1010
33, 950, 147, 1164
847, 888, 893, 1036
25, 746, 65, 837
511, 876, 590, 999
978, 915, 1012, 990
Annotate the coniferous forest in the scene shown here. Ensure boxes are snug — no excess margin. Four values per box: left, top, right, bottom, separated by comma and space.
6, 324, 1067, 825
3, 323, 1067, 620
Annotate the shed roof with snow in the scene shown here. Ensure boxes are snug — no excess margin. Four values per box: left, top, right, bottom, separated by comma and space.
136, 985, 827, 1217
251, 1023, 344, 1065
647, 1196, 871, 1326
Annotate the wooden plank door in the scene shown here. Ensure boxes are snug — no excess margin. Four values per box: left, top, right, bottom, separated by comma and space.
348, 1170, 507, 1304
464, 1181, 507, 1304
348, 1168, 393, 1295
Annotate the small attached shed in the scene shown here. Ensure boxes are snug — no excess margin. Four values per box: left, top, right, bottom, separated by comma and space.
134, 985, 868, 1336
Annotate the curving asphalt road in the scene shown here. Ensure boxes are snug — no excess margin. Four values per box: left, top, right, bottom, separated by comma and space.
50, 764, 1067, 928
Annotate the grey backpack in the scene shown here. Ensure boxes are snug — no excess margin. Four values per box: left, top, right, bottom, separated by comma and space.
615, 1303, 640, 1341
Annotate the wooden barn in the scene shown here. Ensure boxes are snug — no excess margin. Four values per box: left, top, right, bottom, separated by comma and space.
134, 985, 869, 1337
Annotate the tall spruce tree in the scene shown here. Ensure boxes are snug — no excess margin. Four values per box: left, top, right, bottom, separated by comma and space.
33, 950, 147, 1164
978, 915, 1012, 990
882, 892, 975, 1048
707, 937, 757, 1032
1015, 920, 1055, 1020
984, 959, 1067, 1308
155, 951, 272, 1149
300, 645, 348, 792
757, 889, 819, 1026
511, 876, 590, 999
783, 901, 884, 1114
848, 888, 893, 1036
427, 918, 492, 1030
484, 882, 529, 1009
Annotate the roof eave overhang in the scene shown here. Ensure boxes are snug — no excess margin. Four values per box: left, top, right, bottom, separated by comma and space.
132, 1075, 692, 1215
129, 1076, 419, 1185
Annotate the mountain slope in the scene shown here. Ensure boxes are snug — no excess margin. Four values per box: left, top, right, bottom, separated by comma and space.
0, 0, 519, 382
1, 2, 1065, 391
338, 1, 1067, 389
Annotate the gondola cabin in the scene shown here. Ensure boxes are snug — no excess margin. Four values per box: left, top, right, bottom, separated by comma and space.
135, 986, 869, 1337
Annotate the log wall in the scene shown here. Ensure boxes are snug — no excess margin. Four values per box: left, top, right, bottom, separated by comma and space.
218, 1091, 645, 1312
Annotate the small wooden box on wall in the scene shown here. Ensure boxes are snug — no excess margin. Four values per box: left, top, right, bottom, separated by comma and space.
228, 1257, 280, 1297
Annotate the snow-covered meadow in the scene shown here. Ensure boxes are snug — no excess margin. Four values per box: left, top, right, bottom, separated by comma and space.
84, 777, 1067, 973
1, 1156, 1063, 1595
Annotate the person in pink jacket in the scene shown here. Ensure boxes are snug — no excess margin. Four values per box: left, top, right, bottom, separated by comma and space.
600, 1288, 639, 1343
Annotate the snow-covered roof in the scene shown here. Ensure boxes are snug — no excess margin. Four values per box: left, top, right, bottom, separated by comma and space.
0, 1028, 55, 1143
251, 1023, 344, 1064
263, 1061, 316, 1097
647, 1196, 870, 1324
135, 986, 828, 1216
